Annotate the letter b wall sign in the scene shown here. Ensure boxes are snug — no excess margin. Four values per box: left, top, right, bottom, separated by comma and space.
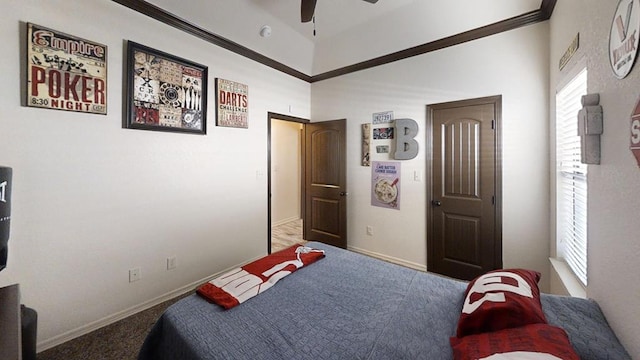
394, 118, 419, 160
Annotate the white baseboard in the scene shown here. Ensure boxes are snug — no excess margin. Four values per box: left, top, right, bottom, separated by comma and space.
37, 283, 194, 352
271, 216, 301, 227
348, 245, 427, 272
37, 255, 263, 353
37, 248, 423, 352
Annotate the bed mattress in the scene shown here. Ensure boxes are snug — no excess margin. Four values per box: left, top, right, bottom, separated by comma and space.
138, 242, 630, 360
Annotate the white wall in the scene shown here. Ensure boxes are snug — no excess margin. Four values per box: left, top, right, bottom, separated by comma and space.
549, 0, 640, 357
0, 0, 310, 350
5, 1, 635, 357
271, 120, 302, 225
312, 24, 551, 288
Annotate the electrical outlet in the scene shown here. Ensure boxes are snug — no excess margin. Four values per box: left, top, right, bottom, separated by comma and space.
167, 256, 177, 270
129, 267, 141, 282
366, 226, 373, 236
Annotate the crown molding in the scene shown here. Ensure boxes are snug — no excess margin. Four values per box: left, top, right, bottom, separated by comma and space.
112, 0, 556, 83
111, 0, 312, 82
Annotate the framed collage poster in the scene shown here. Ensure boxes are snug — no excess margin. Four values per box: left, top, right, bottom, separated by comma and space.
125, 41, 207, 134
216, 78, 248, 128
26, 23, 107, 114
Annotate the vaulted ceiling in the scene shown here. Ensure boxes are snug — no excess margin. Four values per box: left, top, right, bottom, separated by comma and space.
249, 0, 542, 41
114, 0, 554, 81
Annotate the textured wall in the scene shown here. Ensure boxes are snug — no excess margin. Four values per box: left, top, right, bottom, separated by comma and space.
549, 0, 640, 357
271, 120, 302, 225
0, 0, 310, 350
312, 23, 551, 289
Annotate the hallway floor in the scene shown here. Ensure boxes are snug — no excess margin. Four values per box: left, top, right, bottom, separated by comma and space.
271, 218, 306, 252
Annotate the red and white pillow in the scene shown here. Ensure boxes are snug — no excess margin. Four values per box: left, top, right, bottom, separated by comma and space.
456, 269, 547, 338
451, 269, 578, 360
450, 324, 579, 360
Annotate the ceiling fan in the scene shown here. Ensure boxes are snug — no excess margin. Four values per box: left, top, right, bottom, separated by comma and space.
301, 0, 379, 23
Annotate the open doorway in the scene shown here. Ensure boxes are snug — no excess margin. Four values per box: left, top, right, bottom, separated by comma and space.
267, 112, 348, 253
268, 112, 309, 253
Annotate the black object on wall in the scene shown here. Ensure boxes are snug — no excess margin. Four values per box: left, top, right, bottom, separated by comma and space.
0, 166, 12, 271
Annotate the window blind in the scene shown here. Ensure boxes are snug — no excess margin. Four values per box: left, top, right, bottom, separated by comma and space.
555, 68, 588, 286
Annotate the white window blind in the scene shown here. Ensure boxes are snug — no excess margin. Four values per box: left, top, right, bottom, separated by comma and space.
555, 67, 588, 286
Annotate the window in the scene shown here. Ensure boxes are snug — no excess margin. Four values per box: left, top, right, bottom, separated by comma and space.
555, 67, 588, 286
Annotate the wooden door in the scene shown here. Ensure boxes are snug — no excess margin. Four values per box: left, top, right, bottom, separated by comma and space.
304, 119, 347, 248
428, 96, 502, 280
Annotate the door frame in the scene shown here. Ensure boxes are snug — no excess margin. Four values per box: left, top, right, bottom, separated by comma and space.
426, 95, 503, 272
267, 112, 309, 254
302, 119, 348, 248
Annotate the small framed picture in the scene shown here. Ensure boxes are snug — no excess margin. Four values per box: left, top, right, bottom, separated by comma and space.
373, 127, 394, 140
216, 78, 248, 128
124, 41, 207, 134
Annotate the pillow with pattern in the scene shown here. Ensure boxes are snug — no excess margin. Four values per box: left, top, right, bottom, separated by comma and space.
456, 269, 547, 337
450, 324, 579, 360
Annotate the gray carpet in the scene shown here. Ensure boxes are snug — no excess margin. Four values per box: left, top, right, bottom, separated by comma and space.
37, 292, 191, 360
37, 221, 305, 360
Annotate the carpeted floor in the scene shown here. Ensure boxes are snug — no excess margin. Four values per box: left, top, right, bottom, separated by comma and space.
36, 220, 306, 359
36, 292, 191, 360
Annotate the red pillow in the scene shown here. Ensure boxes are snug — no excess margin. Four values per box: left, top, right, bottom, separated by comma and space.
450, 324, 579, 360
456, 269, 546, 337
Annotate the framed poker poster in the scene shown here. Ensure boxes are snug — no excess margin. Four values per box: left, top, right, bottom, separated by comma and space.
124, 41, 207, 134
26, 22, 107, 114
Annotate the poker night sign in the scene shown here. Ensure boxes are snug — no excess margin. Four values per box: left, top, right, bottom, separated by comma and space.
27, 23, 107, 115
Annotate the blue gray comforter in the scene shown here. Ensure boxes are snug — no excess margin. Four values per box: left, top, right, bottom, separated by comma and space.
139, 242, 629, 360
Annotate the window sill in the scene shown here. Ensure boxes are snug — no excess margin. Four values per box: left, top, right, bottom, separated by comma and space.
549, 258, 586, 298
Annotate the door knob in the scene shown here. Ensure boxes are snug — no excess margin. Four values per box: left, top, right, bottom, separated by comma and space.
340, 192, 349, 196
432, 200, 441, 206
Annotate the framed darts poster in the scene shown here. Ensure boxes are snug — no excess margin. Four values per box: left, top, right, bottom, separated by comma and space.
125, 41, 207, 134
215, 78, 248, 129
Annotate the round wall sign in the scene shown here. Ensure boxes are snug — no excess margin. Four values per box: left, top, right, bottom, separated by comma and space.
630, 96, 640, 166
609, 0, 640, 79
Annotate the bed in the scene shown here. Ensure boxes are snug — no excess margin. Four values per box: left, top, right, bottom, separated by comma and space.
138, 242, 630, 360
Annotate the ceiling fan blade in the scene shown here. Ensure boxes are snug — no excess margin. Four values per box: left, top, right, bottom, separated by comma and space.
362, 0, 379, 3
301, 0, 317, 23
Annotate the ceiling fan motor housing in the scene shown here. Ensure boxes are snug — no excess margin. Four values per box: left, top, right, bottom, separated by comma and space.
301, 0, 379, 23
